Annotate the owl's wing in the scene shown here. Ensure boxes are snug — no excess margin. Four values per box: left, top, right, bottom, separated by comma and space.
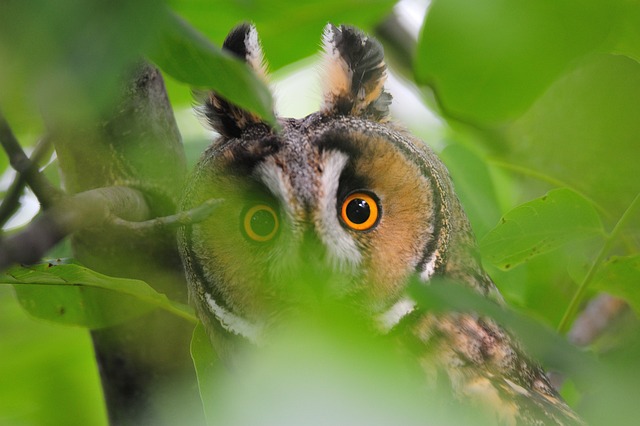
406, 312, 584, 425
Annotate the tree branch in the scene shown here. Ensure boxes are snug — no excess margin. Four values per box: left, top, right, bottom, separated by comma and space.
0, 186, 149, 271
0, 113, 62, 208
0, 135, 54, 227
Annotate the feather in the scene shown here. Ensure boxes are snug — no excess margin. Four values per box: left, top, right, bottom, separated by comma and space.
320, 24, 392, 121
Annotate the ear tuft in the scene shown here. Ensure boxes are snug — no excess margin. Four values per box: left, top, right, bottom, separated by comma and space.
222, 23, 269, 82
196, 23, 272, 138
320, 24, 392, 121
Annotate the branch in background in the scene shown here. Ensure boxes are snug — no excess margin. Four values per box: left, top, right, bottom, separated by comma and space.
0, 186, 148, 271
0, 188, 221, 271
568, 294, 628, 347
0, 113, 62, 208
0, 135, 54, 227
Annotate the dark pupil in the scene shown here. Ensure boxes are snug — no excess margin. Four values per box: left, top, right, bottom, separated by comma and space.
250, 209, 276, 236
346, 198, 370, 224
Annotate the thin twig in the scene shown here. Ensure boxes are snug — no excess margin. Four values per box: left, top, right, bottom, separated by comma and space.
558, 192, 640, 333
0, 112, 62, 208
110, 198, 222, 231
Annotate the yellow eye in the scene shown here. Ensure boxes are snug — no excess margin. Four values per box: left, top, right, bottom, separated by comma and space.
242, 204, 279, 242
340, 192, 380, 231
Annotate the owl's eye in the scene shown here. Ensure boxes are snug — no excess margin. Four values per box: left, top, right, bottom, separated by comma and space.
242, 204, 279, 242
340, 191, 380, 231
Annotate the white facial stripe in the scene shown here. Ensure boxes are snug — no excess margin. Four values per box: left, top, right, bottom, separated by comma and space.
255, 159, 297, 222
205, 293, 264, 345
377, 297, 416, 332
318, 150, 362, 270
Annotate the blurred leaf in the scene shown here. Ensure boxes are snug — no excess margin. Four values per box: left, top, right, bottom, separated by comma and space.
190, 322, 218, 426
169, 0, 396, 70
0, 0, 165, 125
592, 255, 640, 315
0, 262, 196, 328
202, 303, 481, 426
611, 1, 640, 63
150, 12, 276, 125
505, 54, 640, 223
579, 331, 640, 424
416, 0, 614, 123
440, 143, 501, 237
480, 188, 604, 270
0, 287, 108, 426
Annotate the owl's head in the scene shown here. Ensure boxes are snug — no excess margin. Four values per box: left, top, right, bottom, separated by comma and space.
179, 24, 493, 357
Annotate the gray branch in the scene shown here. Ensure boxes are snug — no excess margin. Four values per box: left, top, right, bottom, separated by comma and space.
0, 186, 149, 271
0, 114, 61, 208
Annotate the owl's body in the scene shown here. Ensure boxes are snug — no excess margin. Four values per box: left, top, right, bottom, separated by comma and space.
179, 24, 582, 425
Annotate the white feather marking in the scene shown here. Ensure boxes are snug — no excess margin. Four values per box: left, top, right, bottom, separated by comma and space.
504, 378, 531, 397
317, 150, 362, 271
377, 297, 416, 332
255, 159, 296, 222
244, 25, 268, 81
205, 293, 264, 345
420, 251, 439, 281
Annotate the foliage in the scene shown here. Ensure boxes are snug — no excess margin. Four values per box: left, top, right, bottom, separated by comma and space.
1, 0, 639, 425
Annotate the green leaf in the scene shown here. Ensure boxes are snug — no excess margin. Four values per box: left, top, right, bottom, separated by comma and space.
611, 1, 640, 63
149, 12, 276, 126
416, 0, 613, 123
440, 143, 501, 237
592, 255, 640, 315
504, 54, 640, 221
0, 287, 108, 426
0, 0, 165, 125
169, 0, 396, 71
480, 188, 604, 270
0, 261, 196, 328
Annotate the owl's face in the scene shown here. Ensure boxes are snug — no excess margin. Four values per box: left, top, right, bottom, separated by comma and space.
179, 24, 488, 351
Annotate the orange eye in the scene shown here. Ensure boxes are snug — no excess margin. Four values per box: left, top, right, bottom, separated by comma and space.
340, 192, 380, 231
242, 204, 279, 242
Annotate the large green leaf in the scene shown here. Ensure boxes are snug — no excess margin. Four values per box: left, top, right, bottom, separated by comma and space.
504, 54, 640, 223
415, 0, 613, 123
0, 0, 164, 125
0, 262, 196, 328
195, 304, 480, 426
0, 287, 108, 426
440, 143, 502, 238
592, 255, 640, 316
150, 11, 276, 125
169, 0, 396, 71
480, 188, 604, 270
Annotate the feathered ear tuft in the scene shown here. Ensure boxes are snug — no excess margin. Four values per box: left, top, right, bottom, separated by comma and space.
320, 24, 392, 121
196, 23, 272, 138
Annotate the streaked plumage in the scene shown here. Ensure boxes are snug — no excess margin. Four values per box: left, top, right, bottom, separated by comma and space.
178, 23, 582, 425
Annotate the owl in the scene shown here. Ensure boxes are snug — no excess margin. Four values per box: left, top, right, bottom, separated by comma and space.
178, 23, 582, 425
